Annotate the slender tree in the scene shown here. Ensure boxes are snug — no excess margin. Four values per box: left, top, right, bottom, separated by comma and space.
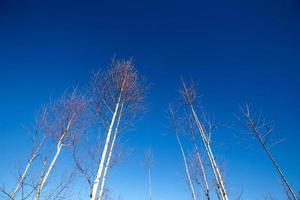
90, 59, 146, 200
180, 80, 228, 200
0, 110, 47, 200
33, 89, 88, 200
186, 114, 210, 200
97, 103, 124, 199
168, 105, 197, 200
241, 104, 297, 200
11, 136, 45, 200
144, 149, 153, 200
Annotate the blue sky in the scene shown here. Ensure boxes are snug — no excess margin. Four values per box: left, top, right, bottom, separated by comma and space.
0, 0, 300, 199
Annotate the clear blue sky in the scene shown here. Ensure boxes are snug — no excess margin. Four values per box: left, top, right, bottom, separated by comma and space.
0, 0, 300, 199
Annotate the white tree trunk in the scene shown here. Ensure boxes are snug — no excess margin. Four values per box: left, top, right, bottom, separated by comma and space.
97, 104, 124, 200
190, 106, 228, 200
176, 131, 197, 200
10, 139, 44, 200
90, 100, 121, 200
34, 140, 63, 200
148, 167, 152, 200
194, 144, 209, 200
90, 75, 128, 200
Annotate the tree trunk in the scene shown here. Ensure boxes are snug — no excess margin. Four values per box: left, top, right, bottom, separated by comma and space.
97, 103, 124, 200
190, 106, 228, 200
10, 139, 44, 200
176, 131, 197, 200
148, 167, 152, 200
90, 75, 127, 200
194, 144, 210, 200
34, 140, 63, 200
263, 145, 297, 200
90, 99, 122, 200
248, 121, 297, 200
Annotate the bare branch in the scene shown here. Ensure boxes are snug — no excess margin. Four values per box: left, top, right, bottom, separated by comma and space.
180, 79, 228, 200
90, 59, 146, 200
241, 103, 297, 200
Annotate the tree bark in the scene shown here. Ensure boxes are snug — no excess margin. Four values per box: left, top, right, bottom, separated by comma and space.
10, 138, 44, 200
34, 140, 63, 200
90, 100, 121, 200
190, 106, 228, 200
176, 131, 197, 200
248, 119, 297, 200
148, 167, 152, 200
97, 103, 124, 200
194, 144, 210, 200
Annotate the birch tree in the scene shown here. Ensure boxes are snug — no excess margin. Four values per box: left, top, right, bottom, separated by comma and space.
89, 59, 146, 200
180, 80, 228, 200
186, 114, 210, 200
0, 109, 47, 200
144, 149, 153, 200
97, 102, 124, 199
168, 105, 197, 200
241, 104, 298, 200
33, 89, 88, 200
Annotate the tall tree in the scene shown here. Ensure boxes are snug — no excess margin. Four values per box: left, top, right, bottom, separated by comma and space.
0, 110, 47, 200
241, 104, 297, 200
144, 149, 153, 200
168, 105, 197, 200
33, 89, 88, 200
186, 114, 210, 200
97, 102, 124, 199
180, 80, 228, 200
89, 59, 146, 200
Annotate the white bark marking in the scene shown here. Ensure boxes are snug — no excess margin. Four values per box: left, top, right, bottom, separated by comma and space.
90, 101, 121, 200
97, 103, 124, 200
194, 144, 210, 200
90, 76, 127, 200
34, 140, 63, 200
10, 139, 44, 200
176, 130, 197, 200
191, 106, 228, 200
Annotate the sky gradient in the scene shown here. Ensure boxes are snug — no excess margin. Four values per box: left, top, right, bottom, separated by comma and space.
0, 0, 300, 199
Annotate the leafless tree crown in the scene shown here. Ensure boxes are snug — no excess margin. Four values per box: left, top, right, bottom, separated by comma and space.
41, 89, 89, 145
241, 103, 298, 200
91, 59, 146, 129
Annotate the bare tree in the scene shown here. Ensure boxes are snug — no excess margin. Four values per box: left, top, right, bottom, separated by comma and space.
0, 109, 48, 200
11, 132, 45, 199
97, 103, 124, 200
33, 89, 88, 200
144, 148, 153, 200
89, 59, 146, 200
186, 113, 210, 200
168, 105, 197, 200
180, 80, 228, 200
241, 104, 297, 200
72, 112, 130, 199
